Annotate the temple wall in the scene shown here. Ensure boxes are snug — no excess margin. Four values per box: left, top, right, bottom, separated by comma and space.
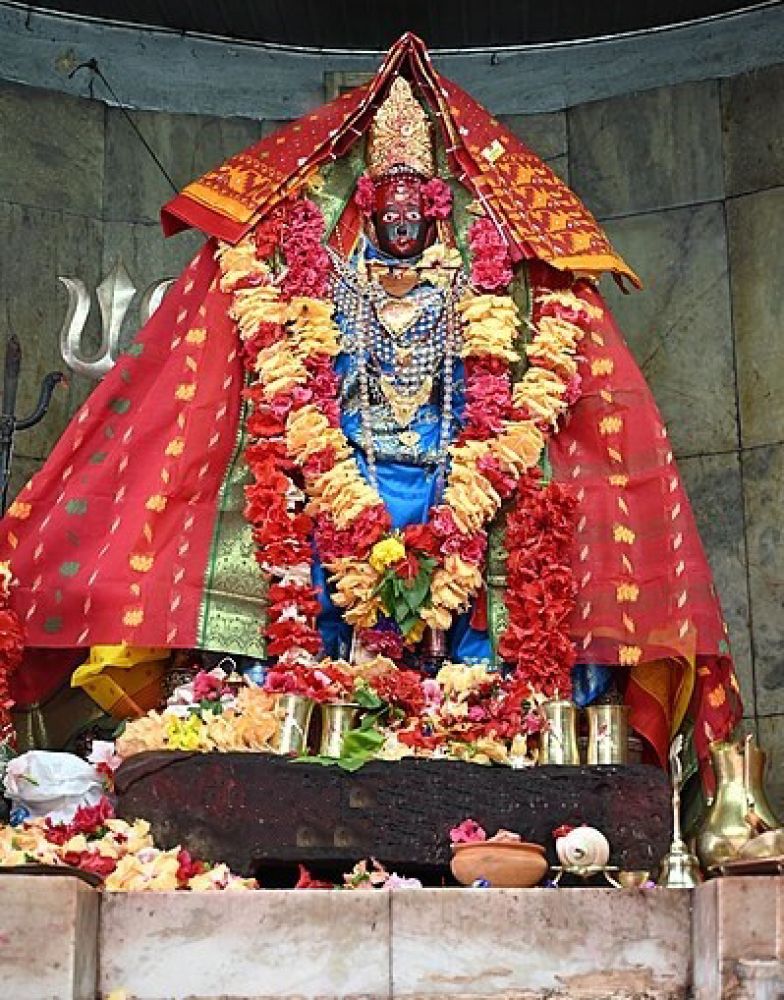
0, 15, 782, 813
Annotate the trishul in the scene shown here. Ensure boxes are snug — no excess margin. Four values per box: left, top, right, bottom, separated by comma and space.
58, 257, 174, 380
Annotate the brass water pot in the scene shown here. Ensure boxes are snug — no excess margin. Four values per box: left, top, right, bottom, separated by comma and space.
319, 702, 360, 758
276, 693, 315, 755
586, 703, 629, 765
696, 740, 755, 870
540, 699, 580, 765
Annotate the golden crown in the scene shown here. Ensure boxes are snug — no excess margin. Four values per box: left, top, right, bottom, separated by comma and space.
367, 78, 435, 181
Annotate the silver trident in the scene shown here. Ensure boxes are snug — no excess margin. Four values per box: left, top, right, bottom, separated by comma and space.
58, 257, 174, 380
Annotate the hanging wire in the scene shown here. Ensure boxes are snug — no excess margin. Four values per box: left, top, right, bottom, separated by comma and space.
68, 57, 178, 194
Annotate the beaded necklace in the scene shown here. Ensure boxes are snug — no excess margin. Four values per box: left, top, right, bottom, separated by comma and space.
328, 245, 466, 490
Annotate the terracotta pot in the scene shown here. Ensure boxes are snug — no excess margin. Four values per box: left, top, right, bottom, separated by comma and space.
450, 841, 548, 888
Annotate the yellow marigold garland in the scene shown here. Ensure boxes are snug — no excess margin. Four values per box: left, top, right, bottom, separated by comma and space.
217, 218, 595, 645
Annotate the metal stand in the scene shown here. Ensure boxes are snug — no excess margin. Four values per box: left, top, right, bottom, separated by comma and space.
0, 332, 63, 515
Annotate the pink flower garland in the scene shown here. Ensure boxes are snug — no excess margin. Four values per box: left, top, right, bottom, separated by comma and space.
468, 217, 513, 292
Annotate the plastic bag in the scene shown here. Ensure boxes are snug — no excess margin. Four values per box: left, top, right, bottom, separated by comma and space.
3, 750, 103, 824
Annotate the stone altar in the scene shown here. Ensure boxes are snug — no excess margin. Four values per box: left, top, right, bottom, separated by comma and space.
115, 752, 671, 879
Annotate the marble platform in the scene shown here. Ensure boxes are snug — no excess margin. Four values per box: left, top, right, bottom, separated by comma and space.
0, 874, 781, 999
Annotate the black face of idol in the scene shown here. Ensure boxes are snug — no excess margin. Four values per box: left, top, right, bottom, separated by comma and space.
374, 178, 432, 259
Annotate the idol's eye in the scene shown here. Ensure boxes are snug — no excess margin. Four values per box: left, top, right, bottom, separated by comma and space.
406, 210, 422, 222
381, 210, 400, 223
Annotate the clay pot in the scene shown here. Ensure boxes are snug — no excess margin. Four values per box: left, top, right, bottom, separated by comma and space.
450, 842, 548, 888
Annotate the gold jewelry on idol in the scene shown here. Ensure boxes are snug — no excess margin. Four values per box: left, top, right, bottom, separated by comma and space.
367, 78, 435, 180
379, 374, 434, 428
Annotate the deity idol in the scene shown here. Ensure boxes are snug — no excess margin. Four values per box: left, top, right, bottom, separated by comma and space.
0, 35, 740, 782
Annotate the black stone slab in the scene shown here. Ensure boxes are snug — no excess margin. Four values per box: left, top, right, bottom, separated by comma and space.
115, 752, 671, 878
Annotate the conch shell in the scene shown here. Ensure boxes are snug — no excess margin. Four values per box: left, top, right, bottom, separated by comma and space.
554, 825, 610, 868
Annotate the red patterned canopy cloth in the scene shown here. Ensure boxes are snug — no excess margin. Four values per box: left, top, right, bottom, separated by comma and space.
0, 34, 740, 777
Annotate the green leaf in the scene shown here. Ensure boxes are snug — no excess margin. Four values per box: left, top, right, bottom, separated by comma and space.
354, 683, 384, 710
293, 711, 386, 773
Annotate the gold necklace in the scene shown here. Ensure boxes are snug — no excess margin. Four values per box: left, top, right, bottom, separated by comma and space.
378, 373, 434, 428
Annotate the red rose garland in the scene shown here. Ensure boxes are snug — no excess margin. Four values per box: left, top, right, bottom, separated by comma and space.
498, 470, 578, 699
230, 200, 328, 672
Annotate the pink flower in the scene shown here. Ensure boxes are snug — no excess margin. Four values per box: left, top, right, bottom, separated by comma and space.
354, 175, 376, 215
383, 873, 423, 889
450, 818, 487, 844
441, 530, 487, 564
422, 678, 444, 708
192, 670, 225, 702
471, 258, 513, 292
421, 178, 453, 220
87, 740, 122, 774
565, 373, 583, 405
429, 505, 459, 540
468, 217, 514, 292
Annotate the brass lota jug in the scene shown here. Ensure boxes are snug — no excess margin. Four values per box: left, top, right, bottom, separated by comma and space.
696, 736, 780, 870
744, 736, 781, 832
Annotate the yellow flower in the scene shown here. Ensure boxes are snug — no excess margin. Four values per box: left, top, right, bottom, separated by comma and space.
369, 536, 406, 572
166, 714, 206, 752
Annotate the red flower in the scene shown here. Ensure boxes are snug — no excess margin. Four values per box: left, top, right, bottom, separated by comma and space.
441, 530, 487, 564
176, 848, 207, 885
63, 851, 117, 879
498, 473, 578, 698
295, 864, 334, 889
357, 626, 405, 661
429, 505, 459, 541
69, 796, 115, 835
254, 207, 286, 260
402, 523, 439, 558
372, 669, 425, 716
394, 552, 420, 581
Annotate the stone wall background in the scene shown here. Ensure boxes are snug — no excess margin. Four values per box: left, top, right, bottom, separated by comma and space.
0, 57, 782, 812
